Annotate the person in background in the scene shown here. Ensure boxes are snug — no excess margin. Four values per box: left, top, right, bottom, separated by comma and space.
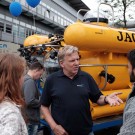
22, 61, 44, 135
40, 45, 123, 135
118, 49, 135, 135
0, 53, 28, 135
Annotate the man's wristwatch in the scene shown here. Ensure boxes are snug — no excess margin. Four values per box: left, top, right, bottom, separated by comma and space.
104, 96, 108, 104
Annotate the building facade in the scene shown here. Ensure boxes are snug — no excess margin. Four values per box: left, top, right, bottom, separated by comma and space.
0, 0, 89, 51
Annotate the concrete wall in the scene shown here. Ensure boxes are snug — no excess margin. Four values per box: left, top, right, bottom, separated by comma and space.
0, 41, 19, 54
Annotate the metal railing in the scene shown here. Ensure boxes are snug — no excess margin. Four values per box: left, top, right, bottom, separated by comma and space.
80, 64, 127, 90
97, 3, 114, 26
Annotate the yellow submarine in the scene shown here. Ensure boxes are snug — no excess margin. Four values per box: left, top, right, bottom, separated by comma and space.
63, 10, 133, 120
22, 7, 135, 120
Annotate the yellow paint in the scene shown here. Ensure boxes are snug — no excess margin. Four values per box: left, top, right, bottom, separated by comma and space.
91, 102, 126, 120
92, 89, 131, 107
64, 21, 133, 119
24, 34, 50, 47
79, 51, 130, 90
64, 22, 135, 53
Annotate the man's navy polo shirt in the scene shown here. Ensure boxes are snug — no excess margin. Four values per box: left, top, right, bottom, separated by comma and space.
41, 70, 102, 135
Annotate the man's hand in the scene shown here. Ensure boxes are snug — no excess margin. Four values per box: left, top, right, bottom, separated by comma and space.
106, 92, 123, 106
53, 125, 69, 135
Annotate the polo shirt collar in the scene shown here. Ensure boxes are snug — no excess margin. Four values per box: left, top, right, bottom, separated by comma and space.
57, 69, 84, 78
57, 70, 65, 77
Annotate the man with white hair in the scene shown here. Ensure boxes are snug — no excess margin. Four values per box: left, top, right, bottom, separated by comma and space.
41, 45, 123, 135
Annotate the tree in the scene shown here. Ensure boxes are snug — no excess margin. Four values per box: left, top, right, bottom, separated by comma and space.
98, 0, 135, 28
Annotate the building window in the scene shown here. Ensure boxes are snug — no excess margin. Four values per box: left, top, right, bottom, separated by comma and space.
0, 22, 4, 31
19, 26, 25, 38
13, 25, 18, 35
31, 30, 35, 35
54, 15, 58, 23
64, 20, 67, 26
6, 24, 12, 33
45, 10, 50, 18
42, 7, 46, 16
50, 12, 54, 21
61, 18, 64, 26
58, 16, 61, 24
37, 5, 42, 15
36, 28, 41, 34
26, 29, 31, 37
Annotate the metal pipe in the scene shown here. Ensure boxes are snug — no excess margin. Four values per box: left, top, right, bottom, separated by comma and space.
97, 3, 114, 26
77, 9, 90, 21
